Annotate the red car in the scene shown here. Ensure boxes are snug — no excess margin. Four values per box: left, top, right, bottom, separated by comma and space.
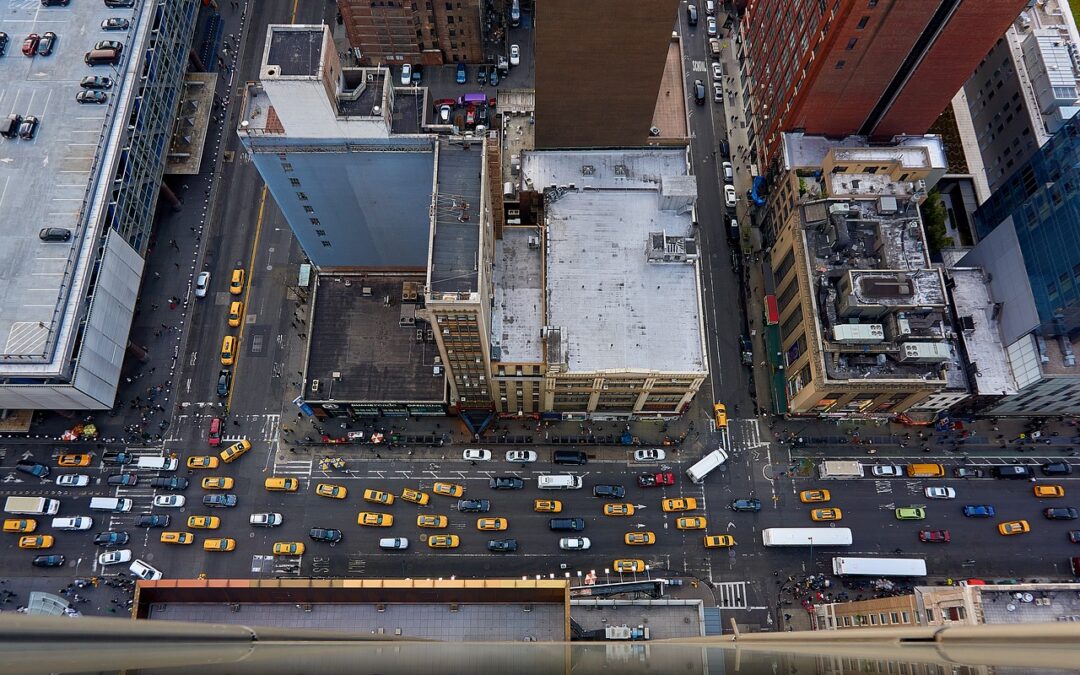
207, 417, 223, 447
637, 472, 675, 488
918, 529, 950, 543
22, 34, 40, 56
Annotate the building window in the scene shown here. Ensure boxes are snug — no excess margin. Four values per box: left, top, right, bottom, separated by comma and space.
321, 240, 332, 248
835, 60, 845, 69
310, 218, 320, 225
296, 192, 308, 201
281, 162, 293, 172
925, 609, 935, 623
845, 37, 858, 50
303, 205, 315, 213
901, 611, 910, 623
290, 178, 301, 187
856, 16, 868, 29
315, 229, 326, 236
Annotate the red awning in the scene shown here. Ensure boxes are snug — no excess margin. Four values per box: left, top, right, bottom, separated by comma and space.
765, 295, 779, 325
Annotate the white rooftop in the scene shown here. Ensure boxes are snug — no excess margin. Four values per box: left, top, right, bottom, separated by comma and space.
491, 228, 544, 362
947, 268, 1017, 396
783, 133, 947, 172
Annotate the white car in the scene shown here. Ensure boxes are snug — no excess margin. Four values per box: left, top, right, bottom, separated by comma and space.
559, 537, 591, 551
713, 83, 722, 103
871, 465, 904, 477
711, 62, 723, 81
55, 474, 90, 487
724, 184, 737, 208
250, 512, 283, 527
194, 271, 210, 298
129, 559, 163, 581
97, 549, 132, 566
51, 516, 93, 531
706, 17, 717, 36
506, 450, 537, 463
463, 448, 491, 462
634, 448, 666, 462
509, 44, 520, 66
924, 486, 956, 500
153, 495, 186, 508
400, 63, 412, 85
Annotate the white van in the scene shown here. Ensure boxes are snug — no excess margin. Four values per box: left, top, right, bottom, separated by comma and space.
686, 449, 729, 484
52, 516, 93, 530
136, 456, 178, 471
89, 497, 133, 513
537, 474, 583, 490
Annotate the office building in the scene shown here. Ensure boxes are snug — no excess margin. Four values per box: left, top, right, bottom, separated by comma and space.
764, 133, 970, 415
533, 0, 681, 148
954, 0, 1080, 195
741, 0, 1027, 171
0, 0, 198, 411
238, 25, 434, 270
337, 0, 487, 66
956, 111, 1080, 415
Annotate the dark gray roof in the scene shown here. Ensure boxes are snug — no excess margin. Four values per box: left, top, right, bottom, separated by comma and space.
430, 139, 483, 295
267, 28, 323, 76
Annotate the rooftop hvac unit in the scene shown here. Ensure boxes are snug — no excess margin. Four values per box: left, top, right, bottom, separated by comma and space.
828, 202, 852, 215
832, 324, 885, 344
878, 196, 898, 213
527, 236, 539, 249
311, 379, 320, 392
899, 342, 951, 363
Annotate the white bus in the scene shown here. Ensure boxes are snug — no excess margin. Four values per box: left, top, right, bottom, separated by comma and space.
762, 528, 853, 547
831, 557, 927, 577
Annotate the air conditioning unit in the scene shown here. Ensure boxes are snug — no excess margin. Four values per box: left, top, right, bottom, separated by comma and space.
311, 379, 320, 392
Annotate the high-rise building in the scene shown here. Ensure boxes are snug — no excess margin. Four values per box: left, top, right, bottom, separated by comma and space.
337, 0, 488, 66
741, 0, 1027, 170
533, 0, 680, 148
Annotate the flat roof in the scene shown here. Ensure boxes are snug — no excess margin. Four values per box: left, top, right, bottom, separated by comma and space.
0, 0, 140, 367
390, 90, 424, 134
782, 132, 947, 171
429, 138, 482, 296
948, 268, 1016, 395
491, 227, 544, 362
305, 275, 446, 403
266, 27, 324, 77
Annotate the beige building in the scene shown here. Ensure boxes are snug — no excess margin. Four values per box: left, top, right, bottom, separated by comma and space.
765, 133, 971, 416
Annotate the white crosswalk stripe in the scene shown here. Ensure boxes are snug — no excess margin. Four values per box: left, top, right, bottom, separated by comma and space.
715, 581, 748, 609
271, 460, 312, 477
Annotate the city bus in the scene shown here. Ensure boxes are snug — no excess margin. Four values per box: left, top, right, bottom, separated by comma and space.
762, 527, 853, 547
831, 557, 927, 577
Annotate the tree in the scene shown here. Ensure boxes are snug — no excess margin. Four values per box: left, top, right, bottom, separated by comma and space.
921, 189, 953, 251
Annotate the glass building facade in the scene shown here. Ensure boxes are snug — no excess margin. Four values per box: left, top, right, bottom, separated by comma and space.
974, 111, 1080, 336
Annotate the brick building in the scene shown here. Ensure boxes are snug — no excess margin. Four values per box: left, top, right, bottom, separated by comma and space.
337, 0, 486, 66
741, 0, 1027, 171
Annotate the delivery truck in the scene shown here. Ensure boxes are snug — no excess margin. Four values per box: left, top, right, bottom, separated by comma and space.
817, 461, 864, 479
4, 496, 61, 516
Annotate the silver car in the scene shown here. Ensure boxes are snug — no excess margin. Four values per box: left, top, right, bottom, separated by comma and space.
249, 512, 283, 527
505, 450, 537, 463
97, 549, 132, 566
559, 537, 591, 551
871, 465, 903, 477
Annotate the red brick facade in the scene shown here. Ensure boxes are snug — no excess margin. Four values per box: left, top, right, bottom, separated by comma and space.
338, 0, 484, 66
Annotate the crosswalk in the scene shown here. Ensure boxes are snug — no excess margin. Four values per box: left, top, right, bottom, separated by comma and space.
714, 581, 748, 609
170, 413, 280, 443
271, 459, 312, 477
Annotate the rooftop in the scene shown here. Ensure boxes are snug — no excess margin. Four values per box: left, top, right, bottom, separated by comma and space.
975, 584, 1080, 625
429, 138, 484, 296
265, 26, 324, 77
947, 267, 1017, 396
491, 228, 544, 363
524, 149, 705, 373
0, 0, 142, 372
783, 133, 948, 172
305, 275, 446, 403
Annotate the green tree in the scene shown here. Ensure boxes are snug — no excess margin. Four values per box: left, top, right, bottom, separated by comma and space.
921, 189, 953, 251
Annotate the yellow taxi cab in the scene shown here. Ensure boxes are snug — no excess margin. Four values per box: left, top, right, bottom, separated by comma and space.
272, 541, 304, 555
400, 488, 430, 505
229, 268, 245, 295
201, 476, 233, 490
357, 512, 393, 527
228, 301, 244, 328
799, 489, 831, 503
363, 489, 395, 506
676, 516, 707, 530
187, 515, 220, 529
18, 535, 53, 549
427, 534, 459, 549
264, 477, 298, 492
316, 483, 347, 499
203, 538, 236, 552
3, 519, 36, 533
998, 520, 1030, 536
810, 508, 843, 522
713, 403, 727, 428
187, 455, 220, 469
603, 503, 635, 516
220, 335, 236, 366
160, 531, 194, 545
417, 514, 448, 528
57, 453, 92, 467
477, 517, 507, 531
433, 482, 464, 498
219, 439, 251, 464
534, 499, 562, 513
624, 532, 656, 546
613, 559, 644, 573
703, 534, 735, 548
1034, 484, 1065, 498
662, 497, 698, 512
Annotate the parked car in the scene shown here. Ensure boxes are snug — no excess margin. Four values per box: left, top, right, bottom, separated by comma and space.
22, 34, 40, 56
76, 90, 108, 104
477, 65, 487, 84
194, 271, 210, 297
39, 227, 71, 242
724, 184, 737, 208
509, 44, 520, 66
1043, 462, 1074, 476
693, 79, 705, 105
489, 476, 524, 490
634, 449, 665, 462
0, 33, 7, 57
37, 32, 56, 56
216, 369, 231, 397
400, 63, 412, 85
463, 448, 491, 462
101, 18, 130, 31
456, 63, 466, 84
637, 472, 675, 488
871, 465, 903, 477
993, 465, 1033, 479
954, 467, 983, 478
505, 450, 537, 463
706, 16, 718, 36
80, 75, 113, 89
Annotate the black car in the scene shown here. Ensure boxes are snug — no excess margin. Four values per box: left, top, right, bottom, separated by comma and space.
489, 476, 524, 490
15, 461, 50, 478
107, 473, 137, 486
718, 139, 730, 159
101, 18, 130, 31
39, 228, 71, 242
592, 484, 625, 499
309, 528, 343, 543
102, 450, 132, 465
1043, 462, 1074, 476
104, 0, 136, 8
41, 0, 71, 6
477, 65, 487, 84
730, 498, 762, 512
32, 554, 65, 567
549, 517, 585, 532
1069, 530, 1080, 544
993, 465, 1033, 479
150, 476, 189, 491
0, 32, 7, 57
93, 39, 123, 52
553, 450, 588, 465
739, 335, 753, 365
93, 531, 130, 547
136, 514, 169, 528
487, 538, 518, 552
693, 80, 706, 105
457, 499, 491, 513
217, 369, 231, 397
203, 494, 238, 508
37, 32, 56, 56
1044, 507, 1080, 520
80, 75, 113, 90
76, 90, 108, 104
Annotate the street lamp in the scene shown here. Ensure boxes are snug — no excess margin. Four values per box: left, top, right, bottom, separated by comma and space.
645, 565, 651, 580
577, 571, 583, 586
809, 536, 814, 565
604, 568, 610, 584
